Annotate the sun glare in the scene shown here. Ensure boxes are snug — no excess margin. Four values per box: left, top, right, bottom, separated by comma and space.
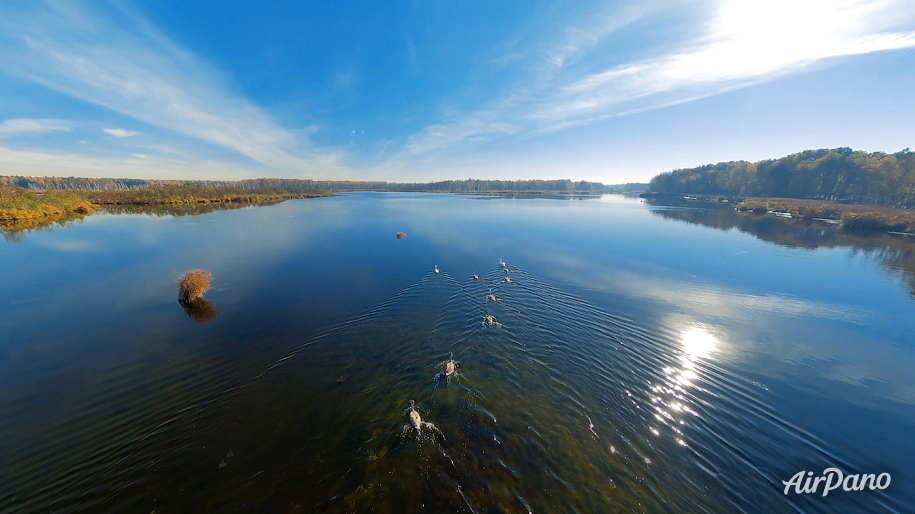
689, 0, 907, 80
681, 326, 718, 360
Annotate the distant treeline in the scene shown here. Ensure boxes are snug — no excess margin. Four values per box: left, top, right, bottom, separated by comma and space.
0, 176, 338, 191
647, 148, 915, 208
0, 176, 612, 192
605, 182, 648, 192
322, 179, 611, 191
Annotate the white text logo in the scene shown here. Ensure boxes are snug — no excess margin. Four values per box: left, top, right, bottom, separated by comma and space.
782, 468, 890, 496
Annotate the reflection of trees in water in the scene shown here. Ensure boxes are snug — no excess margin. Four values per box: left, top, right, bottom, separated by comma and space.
98, 203, 259, 218
1, 227, 28, 242
1, 216, 85, 242
647, 199, 915, 298
180, 298, 219, 323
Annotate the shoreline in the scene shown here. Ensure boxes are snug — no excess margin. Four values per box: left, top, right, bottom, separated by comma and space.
0, 187, 621, 232
640, 193, 915, 234
734, 197, 915, 234
0, 185, 334, 232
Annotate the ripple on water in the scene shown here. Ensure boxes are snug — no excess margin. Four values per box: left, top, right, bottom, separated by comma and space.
2, 265, 902, 513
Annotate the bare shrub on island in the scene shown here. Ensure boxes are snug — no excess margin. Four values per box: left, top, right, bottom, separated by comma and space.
177, 269, 212, 304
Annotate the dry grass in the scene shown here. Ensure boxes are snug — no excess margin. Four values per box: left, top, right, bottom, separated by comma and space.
177, 269, 212, 303
0, 186, 94, 228
736, 197, 915, 232
1, 184, 330, 232
396, 232, 406, 240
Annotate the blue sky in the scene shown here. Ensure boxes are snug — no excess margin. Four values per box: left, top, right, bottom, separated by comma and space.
1, 0, 914, 183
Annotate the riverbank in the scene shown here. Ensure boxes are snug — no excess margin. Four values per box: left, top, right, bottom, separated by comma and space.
735, 198, 915, 233
0, 185, 333, 231
0, 187, 95, 230
81, 183, 333, 205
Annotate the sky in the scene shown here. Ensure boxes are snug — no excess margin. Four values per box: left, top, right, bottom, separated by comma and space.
0, 0, 914, 183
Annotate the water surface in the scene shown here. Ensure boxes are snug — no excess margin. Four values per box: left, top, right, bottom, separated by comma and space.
1, 193, 913, 513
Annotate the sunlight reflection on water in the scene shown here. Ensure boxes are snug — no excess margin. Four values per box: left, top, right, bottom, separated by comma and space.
1, 193, 913, 513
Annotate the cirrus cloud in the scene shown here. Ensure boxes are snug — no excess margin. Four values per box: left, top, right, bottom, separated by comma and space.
0, 118, 73, 138
103, 128, 141, 138
405, 0, 915, 154
0, 0, 342, 175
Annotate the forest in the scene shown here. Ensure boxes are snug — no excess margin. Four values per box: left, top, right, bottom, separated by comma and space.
0, 176, 611, 193
647, 148, 915, 208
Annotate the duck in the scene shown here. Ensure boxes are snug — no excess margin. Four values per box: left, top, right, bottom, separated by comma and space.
483, 315, 496, 326
502, 277, 512, 283
445, 352, 455, 376
486, 290, 496, 302
472, 271, 479, 280
434, 265, 440, 274
499, 258, 506, 267
409, 400, 422, 430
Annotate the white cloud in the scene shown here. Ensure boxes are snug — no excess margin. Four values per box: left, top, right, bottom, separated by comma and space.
406, 0, 915, 154
0, 118, 73, 138
0, 144, 352, 181
539, 1, 666, 73
34, 238, 99, 253
104, 128, 141, 138
406, 113, 520, 154
0, 1, 342, 174
0, 145, 246, 180
540, 0, 915, 122
522, 245, 869, 324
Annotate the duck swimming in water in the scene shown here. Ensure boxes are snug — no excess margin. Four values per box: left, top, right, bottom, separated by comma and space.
486, 290, 496, 302
499, 258, 506, 267
445, 352, 455, 376
409, 400, 422, 430
483, 315, 496, 326
502, 277, 512, 283
434, 265, 440, 274
472, 271, 479, 280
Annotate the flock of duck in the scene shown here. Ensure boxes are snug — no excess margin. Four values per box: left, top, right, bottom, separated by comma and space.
407, 258, 510, 431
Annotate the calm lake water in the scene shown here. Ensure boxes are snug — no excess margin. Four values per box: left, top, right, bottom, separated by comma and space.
1, 193, 913, 513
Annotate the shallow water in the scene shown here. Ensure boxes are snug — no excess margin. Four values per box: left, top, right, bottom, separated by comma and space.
1, 193, 913, 513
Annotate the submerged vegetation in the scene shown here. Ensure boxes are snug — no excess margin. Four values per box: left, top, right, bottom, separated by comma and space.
177, 269, 213, 304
